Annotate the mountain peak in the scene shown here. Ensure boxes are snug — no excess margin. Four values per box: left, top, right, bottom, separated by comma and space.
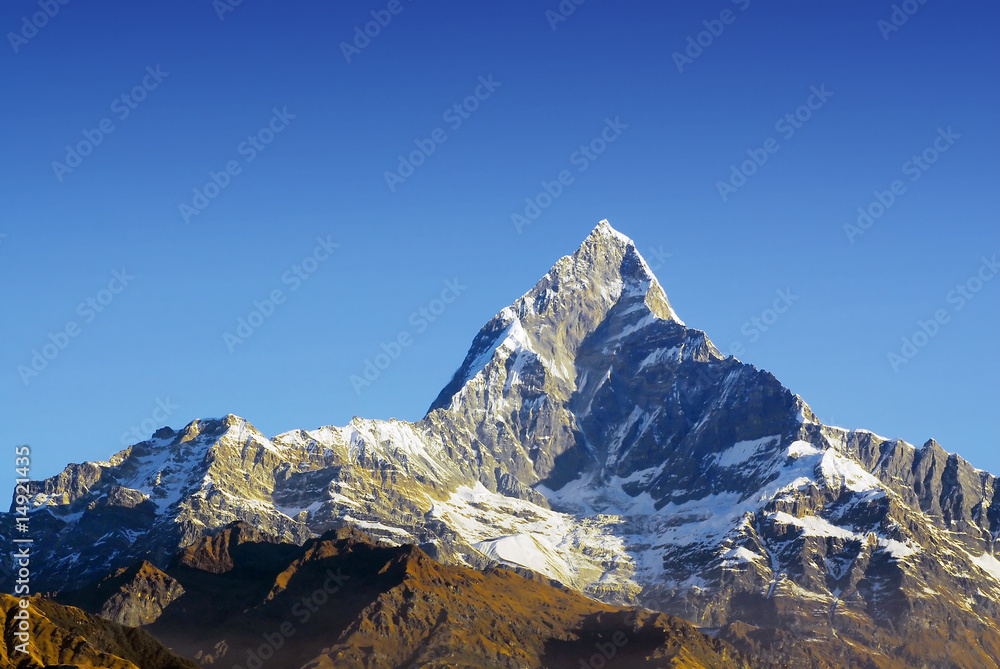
562, 219, 681, 324
428, 221, 683, 413
590, 218, 632, 244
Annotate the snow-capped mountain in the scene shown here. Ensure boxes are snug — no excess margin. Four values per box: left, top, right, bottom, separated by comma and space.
8, 221, 1000, 667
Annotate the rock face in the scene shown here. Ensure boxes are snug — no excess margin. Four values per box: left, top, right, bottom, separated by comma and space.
0, 593, 198, 669
59, 561, 185, 627
80, 522, 758, 669
6, 221, 1000, 667
172, 520, 277, 574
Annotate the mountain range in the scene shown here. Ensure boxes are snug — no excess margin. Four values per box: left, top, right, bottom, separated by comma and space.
5, 221, 1000, 668
48, 521, 757, 668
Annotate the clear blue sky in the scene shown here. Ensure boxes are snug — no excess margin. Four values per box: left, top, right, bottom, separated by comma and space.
2, 0, 998, 497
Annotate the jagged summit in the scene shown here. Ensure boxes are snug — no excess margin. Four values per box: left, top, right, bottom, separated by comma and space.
429, 220, 682, 413
548, 219, 681, 324
591, 217, 628, 239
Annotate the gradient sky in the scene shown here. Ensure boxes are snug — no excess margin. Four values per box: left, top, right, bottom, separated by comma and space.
2, 0, 998, 497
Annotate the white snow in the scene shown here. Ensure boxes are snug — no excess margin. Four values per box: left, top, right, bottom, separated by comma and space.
576, 368, 611, 420
769, 512, 918, 562
608, 312, 659, 342
536, 470, 659, 517
720, 546, 764, 565
341, 516, 413, 541
465, 321, 516, 381
275, 499, 335, 519
795, 406, 818, 424
339, 418, 452, 483
715, 436, 780, 468
877, 538, 918, 560
594, 219, 632, 245
638, 346, 681, 371
824, 554, 855, 581
771, 511, 856, 540
787, 440, 823, 458
431, 482, 638, 595
819, 450, 882, 493
473, 533, 575, 584
447, 309, 544, 397
606, 406, 646, 462
972, 552, 1000, 583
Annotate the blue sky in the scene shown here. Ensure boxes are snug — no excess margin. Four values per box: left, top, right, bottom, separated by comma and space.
2, 0, 998, 496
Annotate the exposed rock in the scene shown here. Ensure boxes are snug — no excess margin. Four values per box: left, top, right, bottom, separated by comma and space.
59, 561, 185, 627
0, 594, 197, 669
141, 526, 762, 668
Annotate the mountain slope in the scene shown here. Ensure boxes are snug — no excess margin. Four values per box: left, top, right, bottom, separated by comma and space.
7, 220, 1000, 667
65, 522, 757, 669
0, 594, 197, 669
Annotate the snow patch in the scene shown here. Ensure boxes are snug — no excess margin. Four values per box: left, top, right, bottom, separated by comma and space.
787, 441, 823, 458
771, 511, 857, 540
877, 538, 917, 560
638, 346, 681, 371
972, 552, 1000, 583
474, 533, 575, 584
820, 450, 881, 493
715, 436, 780, 468
720, 546, 764, 565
